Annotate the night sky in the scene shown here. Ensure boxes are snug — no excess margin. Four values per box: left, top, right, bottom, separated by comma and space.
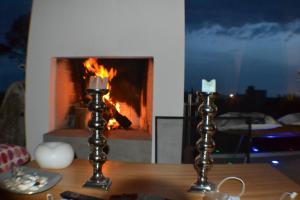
1, 0, 300, 97
185, 0, 300, 97
0, 0, 32, 92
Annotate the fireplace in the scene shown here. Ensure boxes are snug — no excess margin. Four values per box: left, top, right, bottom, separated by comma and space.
54, 57, 153, 135
25, 0, 184, 162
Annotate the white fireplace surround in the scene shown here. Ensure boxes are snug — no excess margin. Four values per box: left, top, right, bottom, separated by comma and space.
26, 0, 184, 162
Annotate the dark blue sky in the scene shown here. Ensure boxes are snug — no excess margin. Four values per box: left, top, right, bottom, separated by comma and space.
1, 0, 300, 97
0, 0, 32, 92
185, 0, 300, 96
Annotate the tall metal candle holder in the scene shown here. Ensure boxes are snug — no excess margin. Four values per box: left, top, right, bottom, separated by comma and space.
189, 91, 217, 192
83, 88, 112, 190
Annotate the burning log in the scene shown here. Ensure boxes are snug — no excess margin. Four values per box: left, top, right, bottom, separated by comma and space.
104, 99, 132, 129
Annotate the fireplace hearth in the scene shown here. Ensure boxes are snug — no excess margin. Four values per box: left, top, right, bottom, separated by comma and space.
54, 57, 153, 135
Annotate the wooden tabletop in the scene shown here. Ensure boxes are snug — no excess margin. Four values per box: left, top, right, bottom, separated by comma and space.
1, 160, 299, 200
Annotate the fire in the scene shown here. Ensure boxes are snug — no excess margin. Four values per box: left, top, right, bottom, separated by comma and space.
83, 58, 117, 81
83, 58, 120, 130
107, 102, 121, 129
107, 118, 119, 130
83, 58, 116, 100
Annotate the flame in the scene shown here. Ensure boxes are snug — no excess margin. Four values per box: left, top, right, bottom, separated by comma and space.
107, 103, 121, 130
83, 58, 121, 129
115, 102, 121, 112
107, 118, 120, 130
83, 58, 117, 99
83, 58, 117, 80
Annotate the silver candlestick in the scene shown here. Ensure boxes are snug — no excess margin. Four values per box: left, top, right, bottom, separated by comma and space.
83, 88, 112, 190
189, 91, 217, 192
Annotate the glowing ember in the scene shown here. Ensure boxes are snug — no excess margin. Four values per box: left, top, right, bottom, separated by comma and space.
115, 102, 121, 112
107, 118, 120, 130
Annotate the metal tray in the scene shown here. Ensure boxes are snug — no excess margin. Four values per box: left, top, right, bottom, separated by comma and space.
0, 166, 62, 194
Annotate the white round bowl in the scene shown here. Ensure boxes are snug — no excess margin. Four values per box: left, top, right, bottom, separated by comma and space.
34, 142, 74, 169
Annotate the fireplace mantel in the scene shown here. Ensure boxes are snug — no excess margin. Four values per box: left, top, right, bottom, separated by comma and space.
26, 0, 184, 162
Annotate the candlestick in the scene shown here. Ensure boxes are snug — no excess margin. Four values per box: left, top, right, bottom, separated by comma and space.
88, 76, 108, 89
189, 90, 217, 192
83, 88, 111, 190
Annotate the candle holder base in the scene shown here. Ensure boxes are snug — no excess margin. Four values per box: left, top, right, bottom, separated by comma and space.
83, 177, 112, 191
189, 181, 216, 192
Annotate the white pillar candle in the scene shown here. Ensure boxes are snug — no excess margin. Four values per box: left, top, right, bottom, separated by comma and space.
88, 76, 108, 89
201, 79, 216, 93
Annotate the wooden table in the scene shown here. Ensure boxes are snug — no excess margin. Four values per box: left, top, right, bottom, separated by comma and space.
1, 160, 299, 200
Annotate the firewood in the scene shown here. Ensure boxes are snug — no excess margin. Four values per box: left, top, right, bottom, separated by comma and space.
104, 99, 132, 129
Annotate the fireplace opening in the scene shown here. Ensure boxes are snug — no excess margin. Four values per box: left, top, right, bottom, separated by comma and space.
53, 57, 153, 136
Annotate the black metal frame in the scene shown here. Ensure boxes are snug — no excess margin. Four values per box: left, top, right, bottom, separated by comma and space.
216, 116, 264, 163
155, 115, 263, 163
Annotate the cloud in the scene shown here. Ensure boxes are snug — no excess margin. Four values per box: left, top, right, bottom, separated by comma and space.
186, 0, 300, 38
188, 20, 300, 40
185, 0, 300, 96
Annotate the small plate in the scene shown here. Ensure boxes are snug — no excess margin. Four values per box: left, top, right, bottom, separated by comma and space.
0, 166, 62, 194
